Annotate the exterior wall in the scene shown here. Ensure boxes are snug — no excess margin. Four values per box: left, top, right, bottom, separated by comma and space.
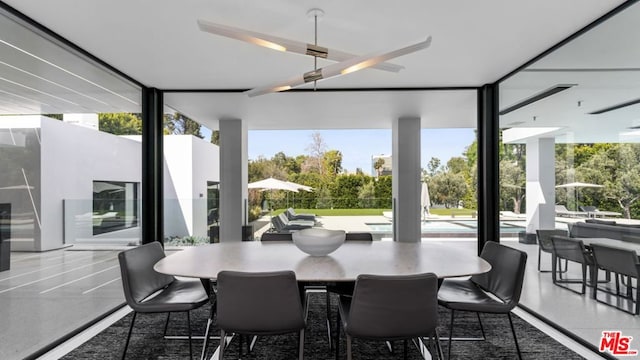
0, 116, 219, 251
42, 117, 142, 249
163, 135, 219, 238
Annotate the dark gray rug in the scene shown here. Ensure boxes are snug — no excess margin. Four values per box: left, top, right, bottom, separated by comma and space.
62, 292, 585, 360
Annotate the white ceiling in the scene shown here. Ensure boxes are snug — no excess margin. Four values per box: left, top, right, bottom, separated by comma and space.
0, 0, 632, 131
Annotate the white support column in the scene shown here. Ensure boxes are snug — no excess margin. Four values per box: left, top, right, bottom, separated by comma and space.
219, 119, 248, 242
526, 137, 555, 234
392, 117, 421, 242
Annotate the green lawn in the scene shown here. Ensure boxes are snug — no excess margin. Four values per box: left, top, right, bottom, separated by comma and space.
274, 208, 476, 216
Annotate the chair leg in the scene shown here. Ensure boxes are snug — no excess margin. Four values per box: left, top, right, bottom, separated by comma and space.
335, 310, 340, 360
326, 290, 333, 350
447, 309, 455, 360
122, 311, 137, 360
218, 330, 226, 360
201, 303, 216, 360
434, 330, 444, 360
187, 311, 193, 360
346, 335, 353, 360
299, 329, 305, 360
507, 312, 522, 360
163, 312, 171, 336
476, 313, 486, 340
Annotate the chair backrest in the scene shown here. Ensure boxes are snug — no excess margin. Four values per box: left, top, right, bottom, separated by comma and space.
470, 242, 527, 309
286, 208, 296, 220
271, 215, 285, 232
346, 273, 439, 340
536, 229, 568, 252
278, 213, 290, 225
216, 270, 305, 335
551, 235, 589, 264
344, 232, 373, 241
118, 242, 174, 308
591, 244, 640, 278
260, 232, 293, 241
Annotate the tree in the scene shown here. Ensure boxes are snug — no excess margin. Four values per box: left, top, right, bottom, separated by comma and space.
98, 113, 142, 135
373, 158, 385, 177
358, 180, 376, 208
426, 157, 441, 177
210, 130, 219, 145
304, 131, 327, 174
164, 112, 203, 138
500, 159, 526, 213
578, 144, 640, 218
323, 150, 343, 176
429, 172, 468, 208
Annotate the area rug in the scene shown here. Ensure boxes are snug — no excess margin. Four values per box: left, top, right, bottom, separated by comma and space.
62, 292, 584, 359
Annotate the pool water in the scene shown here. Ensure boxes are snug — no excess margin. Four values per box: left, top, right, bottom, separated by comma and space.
365, 220, 564, 237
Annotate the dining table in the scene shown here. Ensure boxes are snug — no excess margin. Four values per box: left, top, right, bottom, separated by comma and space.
154, 240, 491, 360
154, 240, 492, 281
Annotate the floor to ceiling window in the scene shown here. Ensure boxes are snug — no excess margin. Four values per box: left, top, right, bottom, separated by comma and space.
0, 7, 141, 358
499, 1, 640, 349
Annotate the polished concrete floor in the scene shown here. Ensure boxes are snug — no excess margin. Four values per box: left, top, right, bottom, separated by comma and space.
1, 233, 638, 359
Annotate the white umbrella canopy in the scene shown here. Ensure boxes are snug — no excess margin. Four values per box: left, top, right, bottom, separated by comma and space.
248, 177, 300, 192
555, 182, 604, 210
421, 182, 431, 219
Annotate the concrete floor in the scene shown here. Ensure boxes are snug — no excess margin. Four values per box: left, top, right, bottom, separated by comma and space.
1, 215, 638, 359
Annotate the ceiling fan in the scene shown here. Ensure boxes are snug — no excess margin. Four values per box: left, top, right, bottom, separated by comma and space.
197, 9, 432, 97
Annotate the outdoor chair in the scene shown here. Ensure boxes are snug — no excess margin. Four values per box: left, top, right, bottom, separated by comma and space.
216, 270, 306, 360
555, 205, 588, 218
437, 242, 527, 360
271, 213, 314, 233
591, 244, 640, 315
118, 242, 210, 360
286, 208, 316, 222
260, 232, 293, 241
550, 235, 595, 295
336, 273, 443, 360
535, 229, 568, 273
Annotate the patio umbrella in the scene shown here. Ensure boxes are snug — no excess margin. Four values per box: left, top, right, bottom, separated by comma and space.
555, 182, 603, 210
421, 181, 431, 220
248, 177, 301, 225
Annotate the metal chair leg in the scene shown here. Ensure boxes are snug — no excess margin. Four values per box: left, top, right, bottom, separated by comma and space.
187, 311, 193, 360
122, 311, 137, 360
218, 330, 226, 360
447, 309, 454, 360
507, 312, 522, 360
434, 329, 444, 360
346, 335, 353, 360
298, 329, 305, 360
163, 312, 171, 336
335, 310, 341, 360
403, 339, 408, 360
201, 303, 216, 360
476, 313, 486, 340
326, 290, 333, 350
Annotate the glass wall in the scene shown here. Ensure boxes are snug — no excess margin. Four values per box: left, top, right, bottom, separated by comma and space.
499, 1, 640, 350
0, 7, 142, 358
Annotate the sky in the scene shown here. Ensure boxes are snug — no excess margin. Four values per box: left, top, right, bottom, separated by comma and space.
246, 128, 476, 175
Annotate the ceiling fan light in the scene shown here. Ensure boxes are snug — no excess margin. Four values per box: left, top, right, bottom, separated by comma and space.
341, 60, 374, 75
303, 69, 323, 83
272, 85, 292, 92
252, 38, 287, 52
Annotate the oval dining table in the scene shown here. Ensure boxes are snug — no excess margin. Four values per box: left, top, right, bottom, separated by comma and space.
154, 240, 491, 281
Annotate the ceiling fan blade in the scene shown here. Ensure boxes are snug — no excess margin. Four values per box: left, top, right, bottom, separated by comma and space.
197, 19, 404, 72
245, 36, 432, 97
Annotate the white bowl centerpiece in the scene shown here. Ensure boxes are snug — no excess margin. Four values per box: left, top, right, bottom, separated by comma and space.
292, 228, 346, 256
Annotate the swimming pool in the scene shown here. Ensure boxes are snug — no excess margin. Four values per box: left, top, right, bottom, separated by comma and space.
365, 220, 563, 237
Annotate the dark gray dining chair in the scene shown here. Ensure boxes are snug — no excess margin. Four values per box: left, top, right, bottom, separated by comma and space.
550, 235, 595, 295
536, 229, 568, 273
118, 242, 210, 360
437, 241, 527, 360
590, 243, 640, 315
216, 270, 306, 360
335, 273, 443, 360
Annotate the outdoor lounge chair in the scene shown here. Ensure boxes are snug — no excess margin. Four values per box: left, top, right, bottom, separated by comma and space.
579, 206, 622, 218
555, 205, 588, 218
286, 208, 316, 222
271, 213, 314, 233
